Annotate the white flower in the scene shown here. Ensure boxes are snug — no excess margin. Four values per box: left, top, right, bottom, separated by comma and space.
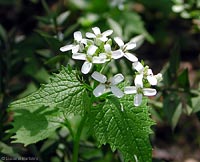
100, 44, 121, 61
146, 69, 158, 86
124, 74, 157, 106
86, 27, 113, 43
132, 61, 162, 86
72, 45, 107, 74
113, 37, 138, 62
60, 31, 86, 53
92, 71, 124, 98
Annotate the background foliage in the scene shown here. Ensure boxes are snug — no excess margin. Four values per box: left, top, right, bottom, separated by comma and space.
0, 0, 200, 161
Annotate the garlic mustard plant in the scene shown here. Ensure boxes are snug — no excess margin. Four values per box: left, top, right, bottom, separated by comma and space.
60, 27, 162, 107
10, 27, 162, 162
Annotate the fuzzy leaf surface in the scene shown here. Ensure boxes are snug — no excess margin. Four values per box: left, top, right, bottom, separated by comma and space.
89, 95, 154, 162
9, 66, 86, 115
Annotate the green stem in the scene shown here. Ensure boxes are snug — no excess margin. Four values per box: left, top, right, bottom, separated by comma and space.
100, 61, 110, 73
72, 115, 87, 162
63, 118, 74, 139
41, 0, 51, 15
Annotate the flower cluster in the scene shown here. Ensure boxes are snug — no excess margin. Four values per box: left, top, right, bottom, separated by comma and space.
124, 62, 162, 106
60, 27, 162, 106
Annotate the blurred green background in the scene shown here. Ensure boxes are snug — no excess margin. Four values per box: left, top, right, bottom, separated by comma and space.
0, 0, 200, 161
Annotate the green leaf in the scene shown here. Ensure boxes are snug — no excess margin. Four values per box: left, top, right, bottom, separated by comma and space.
192, 95, 200, 113
9, 106, 63, 146
177, 69, 190, 88
163, 92, 180, 125
36, 30, 61, 51
169, 44, 180, 75
0, 142, 20, 157
89, 95, 154, 162
35, 16, 51, 25
10, 66, 86, 115
171, 103, 182, 129
9, 66, 87, 145
107, 18, 123, 38
56, 11, 71, 25
122, 11, 154, 43
79, 13, 99, 27
0, 24, 7, 42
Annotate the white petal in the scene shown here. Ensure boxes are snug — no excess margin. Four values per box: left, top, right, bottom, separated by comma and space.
86, 32, 96, 38
99, 53, 107, 59
92, 27, 101, 35
72, 53, 86, 60
112, 50, 124, 59
134, 93, 143, 106
91, 71, 107, 83
147, 69, 153, 75
155, 73, 163, 82
132, 61, 144, 73
81, 38, 88, 45
60, 44, 74, 52
98, 36, 108, 42
110, 74, 124, 85
87, 45, 97, 55
134, 74, 143, 88
104, 44, 111, 53
92, 56, 107, 64
74, 31, 82, 42
111, 86, 124, 98
81, 61, 92, 74
72, 45, 79, 53
125, 42, 136, 50
147, 76, 157, 85
114, 37, 124, 47
124, 86, 137, 94
93, 84, 106, 97
102, 30, 113, 37
143, 88, 157, 96
124, 53, 138, 62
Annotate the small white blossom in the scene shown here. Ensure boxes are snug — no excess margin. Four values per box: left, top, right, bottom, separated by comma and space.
146, 69, 158, 86
113, 37, 138, 62
72, 45, 107, 74
92, 71, 124, 98
100, 44, 122, 61
132, 61, 162, 86
86, 27, 113, 43
124, 74, 157, 106
60, 31, 86, 53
